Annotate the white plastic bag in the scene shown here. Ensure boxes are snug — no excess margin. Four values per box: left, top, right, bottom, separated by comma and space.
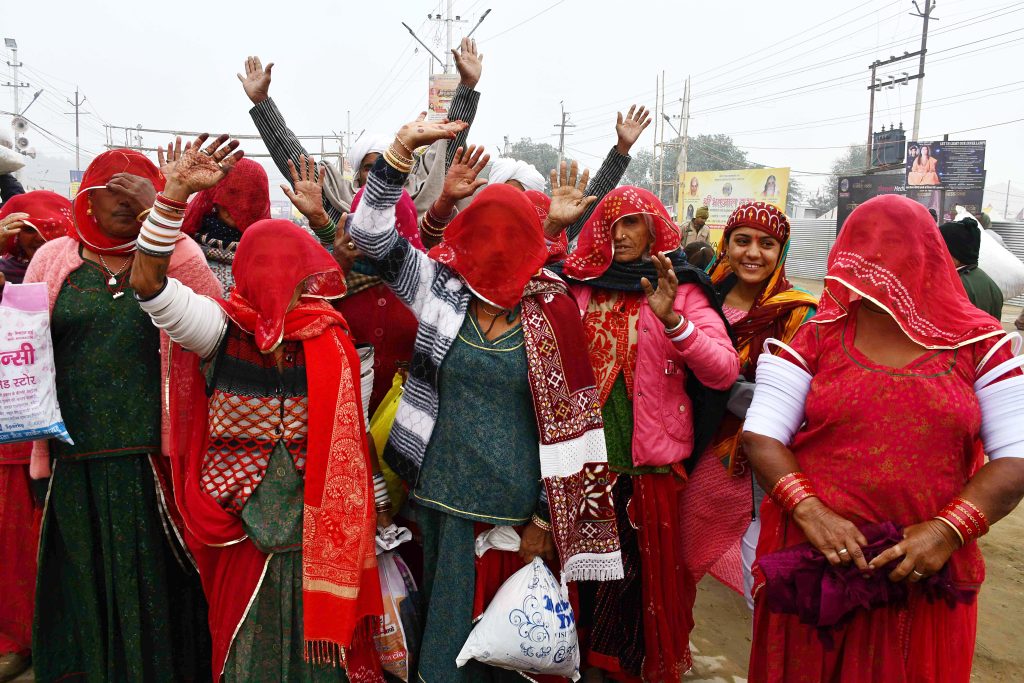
955, 207, 1024, 300
0, 145, 25, 175
456, 556, 580, 681
375, 550, 419, 682
0, 283, 72, 445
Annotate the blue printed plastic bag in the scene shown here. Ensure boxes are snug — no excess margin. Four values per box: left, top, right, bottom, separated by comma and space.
0, 282, 72, 445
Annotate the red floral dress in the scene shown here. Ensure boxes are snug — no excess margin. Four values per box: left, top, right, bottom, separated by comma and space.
749, 311, 1009, 683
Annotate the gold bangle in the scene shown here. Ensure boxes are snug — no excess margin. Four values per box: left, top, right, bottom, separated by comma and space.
933, 516, 965, 547
135, 208, 152, 222
386, 143, 414, 166
383, 147, 413, 173
395, 135, 415, 156
531, 514, 552, 532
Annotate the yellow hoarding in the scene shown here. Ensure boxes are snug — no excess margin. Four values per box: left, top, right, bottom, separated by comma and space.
677, 168, 789, 248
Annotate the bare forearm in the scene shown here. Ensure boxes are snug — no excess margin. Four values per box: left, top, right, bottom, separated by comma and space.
129, 180, 188, 298
130, 251, 170, 299
959, 458, 1024, 525
742, 432, 802, 494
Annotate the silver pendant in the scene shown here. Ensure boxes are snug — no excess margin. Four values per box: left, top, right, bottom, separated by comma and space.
107, 276, 117, 286
112, 291, 124, 299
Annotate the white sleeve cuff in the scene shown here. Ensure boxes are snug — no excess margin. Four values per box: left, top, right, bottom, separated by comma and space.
357, 345, 374, 432
743, 352, 812, 446
137, 278, 227, 359
668, 320, 695, 343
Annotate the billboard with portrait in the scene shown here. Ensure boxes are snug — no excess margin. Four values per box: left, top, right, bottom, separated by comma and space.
677, 167, 790, 247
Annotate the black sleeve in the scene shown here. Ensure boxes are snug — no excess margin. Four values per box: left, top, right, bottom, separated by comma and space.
565, 147, 631, 243
0, 173, 25, 207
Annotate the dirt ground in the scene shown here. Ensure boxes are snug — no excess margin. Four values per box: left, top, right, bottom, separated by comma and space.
684, 504, 1024, 682
683, 280, 1024, 683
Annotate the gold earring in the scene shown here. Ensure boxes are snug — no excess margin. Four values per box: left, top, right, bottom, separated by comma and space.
86, 208, 92, 216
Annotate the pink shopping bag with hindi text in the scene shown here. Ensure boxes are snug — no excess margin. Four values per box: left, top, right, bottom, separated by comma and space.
0, 282, 72, 445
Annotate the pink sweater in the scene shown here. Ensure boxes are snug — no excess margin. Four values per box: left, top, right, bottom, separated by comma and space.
570, 283, 739, 467
24, 236, 222, 478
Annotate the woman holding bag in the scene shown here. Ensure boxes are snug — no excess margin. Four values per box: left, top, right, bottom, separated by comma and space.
742, 195, 1024, 682
348, 117, 624, 682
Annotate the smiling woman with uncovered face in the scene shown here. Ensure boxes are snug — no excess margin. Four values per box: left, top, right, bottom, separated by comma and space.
679, 202, 817, 613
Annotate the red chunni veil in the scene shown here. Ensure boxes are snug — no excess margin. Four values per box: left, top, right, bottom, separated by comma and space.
167, 220, 381, 676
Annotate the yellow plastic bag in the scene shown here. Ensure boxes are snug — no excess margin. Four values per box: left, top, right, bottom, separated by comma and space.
369, 371, 407, 510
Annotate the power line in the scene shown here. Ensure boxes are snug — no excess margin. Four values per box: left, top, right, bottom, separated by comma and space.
480, 0, 565, 41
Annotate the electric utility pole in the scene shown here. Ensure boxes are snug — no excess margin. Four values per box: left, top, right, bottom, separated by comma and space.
910, 0, 935, 142
676, 77, 691, 200
553, 102, 574, 165
428, 1, 467, 73
66, 88, 86, 170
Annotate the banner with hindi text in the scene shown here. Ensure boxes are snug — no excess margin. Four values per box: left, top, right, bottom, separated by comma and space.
677, 167, 790, 248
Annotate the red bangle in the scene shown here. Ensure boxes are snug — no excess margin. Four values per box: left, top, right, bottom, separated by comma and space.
936, 496, 989, 545
156, 193, 188, 210
770, 472, 817, 513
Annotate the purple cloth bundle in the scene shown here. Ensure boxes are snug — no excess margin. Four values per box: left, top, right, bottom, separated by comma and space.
756, 521, 975, 646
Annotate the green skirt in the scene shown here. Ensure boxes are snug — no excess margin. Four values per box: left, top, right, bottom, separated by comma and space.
416, 506, 524, 683
222, 443, 350, 682
33, 455, 210, 683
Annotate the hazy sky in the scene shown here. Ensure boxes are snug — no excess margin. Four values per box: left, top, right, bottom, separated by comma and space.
5, 0, 1024, 215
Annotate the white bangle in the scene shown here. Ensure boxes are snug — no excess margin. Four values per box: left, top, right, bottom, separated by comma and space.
664, 315, 686, 335
137, 213, 182, 255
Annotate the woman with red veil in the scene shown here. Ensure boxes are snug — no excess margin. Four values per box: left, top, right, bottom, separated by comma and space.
130, 134, 385, 681
742, 194, 1024, 682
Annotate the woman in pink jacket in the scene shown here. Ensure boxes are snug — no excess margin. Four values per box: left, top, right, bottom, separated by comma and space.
556, 186, 739, 683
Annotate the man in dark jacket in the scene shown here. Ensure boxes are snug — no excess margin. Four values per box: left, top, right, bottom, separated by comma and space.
939, 217, 1004, 319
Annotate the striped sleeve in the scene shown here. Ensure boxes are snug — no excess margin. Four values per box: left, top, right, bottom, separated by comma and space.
250, 98, 342, 223
444, 84, 481, 170
350, 159, 441, 320
566, 147, 631, 242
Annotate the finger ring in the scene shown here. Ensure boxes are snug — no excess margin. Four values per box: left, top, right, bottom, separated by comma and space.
201, 149, 214, 157
912, 569, 925, 578
838, 548, 849, 556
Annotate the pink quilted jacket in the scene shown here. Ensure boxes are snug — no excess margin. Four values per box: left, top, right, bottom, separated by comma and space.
570, 283, 739, 467
23, 235, 222, 478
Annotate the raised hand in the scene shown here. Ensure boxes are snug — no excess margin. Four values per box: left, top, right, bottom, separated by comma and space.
640, 253, 682, 328
615, 104, 652, 155
158, 134, 244, 202
237, 56, 274, 105
395, 113, 468, 152
282, 155, 329, 227
545, 160, 596, 237
452, 37, 483, 89
441, 145, 489, 203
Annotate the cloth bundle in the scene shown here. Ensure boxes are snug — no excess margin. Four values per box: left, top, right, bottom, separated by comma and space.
756, 521, 975, 646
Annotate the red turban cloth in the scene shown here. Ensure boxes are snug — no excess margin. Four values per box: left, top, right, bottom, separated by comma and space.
1, 190, 72, 255
563, 185, 679, 280
224, 219, 347, 353
181, 158, 271, 236
72, 149, 164, 254
813, 194, 1002, 349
